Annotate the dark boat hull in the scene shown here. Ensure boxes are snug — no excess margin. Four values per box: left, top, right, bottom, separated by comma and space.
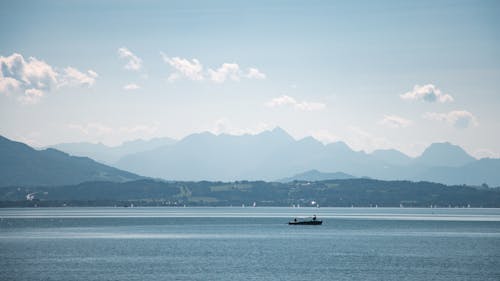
288, 220, 322, 225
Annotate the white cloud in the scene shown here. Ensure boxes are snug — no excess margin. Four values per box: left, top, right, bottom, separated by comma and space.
208, 64, 267, 83
246, 67, 266, 80
19, 88, 44, 104
117, 47, 143, 71
208, 63, 241, 83
423, 110, 478, 128
265, 95, 326, 111
161, 52, 204, 82
0, 53, 98, 104
400, 84, 453, 103
60, 67, 98, 87
160, 52, 266, 83
0, 77, 21, 94
0, 53, 57, 94
378, 115, 412, 128
123, 83, 140, 91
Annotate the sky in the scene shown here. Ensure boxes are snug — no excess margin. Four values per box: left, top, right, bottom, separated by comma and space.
1, 0, 499, 158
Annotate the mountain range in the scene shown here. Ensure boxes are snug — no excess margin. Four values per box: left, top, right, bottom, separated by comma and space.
0, 136, 141, 186
49, 137, 176, 164
4, 127, 500, 186
47, 127, 498, 186
108, 127, 497, 185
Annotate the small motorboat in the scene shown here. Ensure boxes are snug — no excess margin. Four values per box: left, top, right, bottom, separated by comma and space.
288, 215, 322, 225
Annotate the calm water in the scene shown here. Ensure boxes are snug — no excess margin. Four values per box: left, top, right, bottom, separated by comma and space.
1, 207, 500, 281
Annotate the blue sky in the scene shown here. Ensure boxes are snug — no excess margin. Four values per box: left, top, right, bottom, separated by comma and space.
1, 0, 499, 157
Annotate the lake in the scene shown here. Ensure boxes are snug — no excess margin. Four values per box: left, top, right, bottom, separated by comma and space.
1, 207, 500, 281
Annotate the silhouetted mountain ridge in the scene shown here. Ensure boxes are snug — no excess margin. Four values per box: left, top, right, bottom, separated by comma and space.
20, 127, 500, 186
111, 128, 499, 186
0, 135, 141, 186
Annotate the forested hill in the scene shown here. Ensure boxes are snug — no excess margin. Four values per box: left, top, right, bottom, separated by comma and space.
1, 178, 499, 208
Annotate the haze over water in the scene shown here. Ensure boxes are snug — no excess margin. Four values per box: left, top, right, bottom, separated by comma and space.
1, 207, 499, 281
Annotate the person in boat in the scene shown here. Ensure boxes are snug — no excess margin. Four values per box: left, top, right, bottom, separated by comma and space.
312, 215, 316, 221
294, 218, 297, 222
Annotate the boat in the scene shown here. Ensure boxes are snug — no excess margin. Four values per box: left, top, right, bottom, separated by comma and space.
288, 215, 322, 225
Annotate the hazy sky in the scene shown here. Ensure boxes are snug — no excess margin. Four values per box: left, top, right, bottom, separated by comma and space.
1, 0, 499, 157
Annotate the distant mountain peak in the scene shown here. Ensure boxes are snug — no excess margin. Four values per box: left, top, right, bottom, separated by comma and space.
269, 126, 292, 137
271, 126, 287, 134
427, 141, 453, 148
297, 136, 322, 146
255, 127, 295, 142
422, 142, 473, 157
416, 142, 476, 167
181, 131, 217, 141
